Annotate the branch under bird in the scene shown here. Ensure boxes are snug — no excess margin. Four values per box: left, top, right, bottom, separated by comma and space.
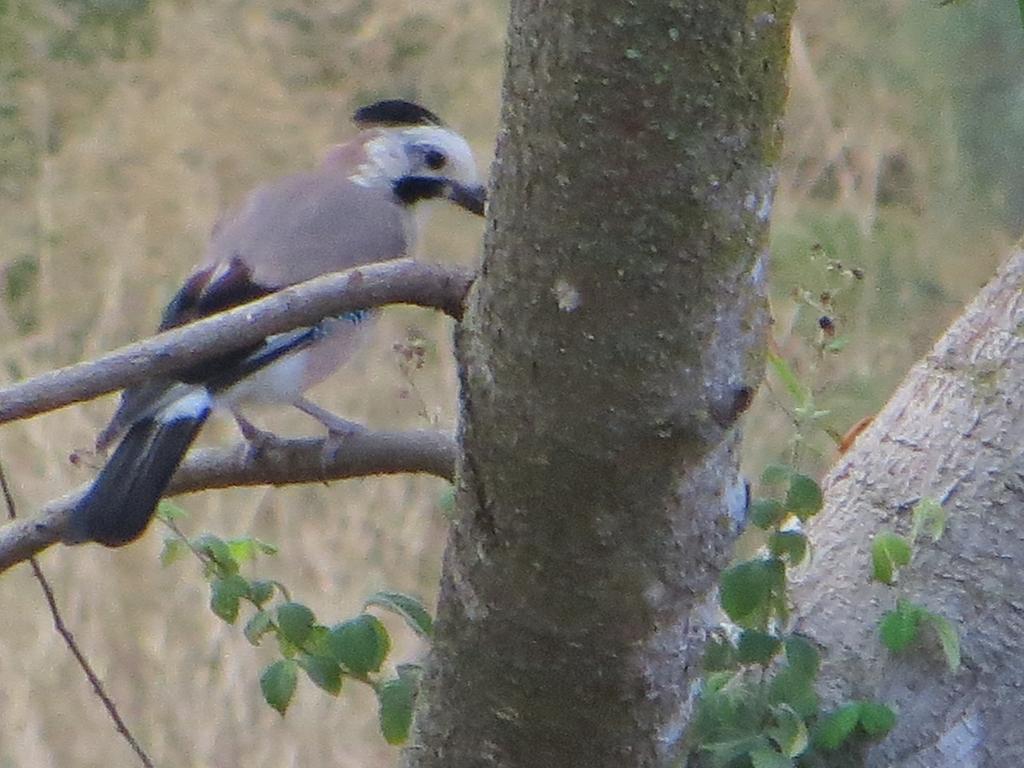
65, 99, 486, 547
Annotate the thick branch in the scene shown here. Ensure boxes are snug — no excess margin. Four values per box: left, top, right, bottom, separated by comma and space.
0, 260, 474, 424
408, 3, 793, 766
0, 429, 455, 574
790, 249, 1024, 767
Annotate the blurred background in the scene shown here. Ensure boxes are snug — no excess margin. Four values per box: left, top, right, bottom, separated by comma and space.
0, 1, 1019, 765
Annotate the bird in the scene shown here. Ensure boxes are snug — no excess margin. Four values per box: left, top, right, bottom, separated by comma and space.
65, 99, 486, 547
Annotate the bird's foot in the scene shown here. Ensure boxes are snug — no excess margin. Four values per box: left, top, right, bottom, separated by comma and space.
319, 421, 367, 475
293, 398, 367, 478
233, 412, 288, 461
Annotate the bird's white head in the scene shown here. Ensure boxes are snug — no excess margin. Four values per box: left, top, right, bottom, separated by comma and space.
390, 124, 479, 187
345, 100, 486, 216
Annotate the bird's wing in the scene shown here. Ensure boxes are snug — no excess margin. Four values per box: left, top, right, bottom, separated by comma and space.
158, 257, 272, 332
95, 257, 279, 449
96, 172, 406, 450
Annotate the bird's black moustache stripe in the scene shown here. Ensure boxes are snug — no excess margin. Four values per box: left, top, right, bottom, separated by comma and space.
393, 176, 487, 216
392, 176, 449, 206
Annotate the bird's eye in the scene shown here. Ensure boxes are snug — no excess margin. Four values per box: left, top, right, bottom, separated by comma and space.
424, 149, 447, 170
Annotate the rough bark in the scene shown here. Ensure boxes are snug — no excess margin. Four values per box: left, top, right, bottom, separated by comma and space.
406, 2, 794, 766
790, 249, 1024, 767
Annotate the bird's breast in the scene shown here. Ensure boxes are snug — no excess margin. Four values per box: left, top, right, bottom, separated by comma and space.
214, 313, 376, 407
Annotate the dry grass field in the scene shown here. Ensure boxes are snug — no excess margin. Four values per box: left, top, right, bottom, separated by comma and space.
0, 1, 1019, 766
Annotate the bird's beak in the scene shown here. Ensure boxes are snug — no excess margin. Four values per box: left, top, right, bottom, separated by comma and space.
448, 182, 488, 217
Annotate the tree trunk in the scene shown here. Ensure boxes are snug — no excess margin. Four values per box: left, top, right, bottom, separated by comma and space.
790, 249, 1024, 767
406, 2, 794, 766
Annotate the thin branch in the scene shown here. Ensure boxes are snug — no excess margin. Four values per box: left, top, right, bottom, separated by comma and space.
0, 259, 475, 425
0, 460, 155, 767
0, 428, 456, 574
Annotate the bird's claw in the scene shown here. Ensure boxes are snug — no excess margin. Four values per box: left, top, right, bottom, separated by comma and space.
317, 422, 366, 481
234, 413, 288, 461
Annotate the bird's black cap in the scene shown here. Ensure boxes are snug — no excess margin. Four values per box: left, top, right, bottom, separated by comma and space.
353, 99, 444, 128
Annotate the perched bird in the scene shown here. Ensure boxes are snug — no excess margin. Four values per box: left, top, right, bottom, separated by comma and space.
66, 99, 486, 547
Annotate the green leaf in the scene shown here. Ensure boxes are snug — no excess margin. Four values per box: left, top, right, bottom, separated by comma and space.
784, 474, 823, 520
159, 537, 188, 567
223, 536, 276, 562
910, 498, 946, 544
193, 533, 239, 575
769, 531, 808, 565
297, 653, 342, 696
720, 561, 766, 626
210, 573, 249, 623
813, 703, 862, 751
255, 539, 278, 555
303, 625, 332, 656
736, 630, 782, 666
365, 590, 434, 639
702, 736, 772, 765
260, 659, 298, 716
871, 532, 912, 585
783, 635, 820, 681
769, 669, 818, 719
377, 674, 417, 745
277, 633, 299, 659
702, 637, 738, 672
768, 704, 808, 758
155, 500, 188, 522
248, 579, 275, 607
761, 464, 792, 486
720, 558, 786, 628
750, 747, 795, 768
858, 700, 897, 738
244, 610, 274, 646
879, 600, 922, 652
922, 611, 961, 671
766, 349, 811, 409
226, 537, 259, 563
276, 602, 317, 647
703, 671, 737, 694
750, 499, 787, 530
326, 614, 391, 675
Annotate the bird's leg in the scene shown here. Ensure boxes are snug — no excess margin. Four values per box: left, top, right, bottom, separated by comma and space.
293, 397, 366, 471
231, 408, 287, 459
294, 397, 365, 436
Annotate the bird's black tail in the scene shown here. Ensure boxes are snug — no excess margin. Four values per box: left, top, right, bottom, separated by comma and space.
67, 390, 212, 547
